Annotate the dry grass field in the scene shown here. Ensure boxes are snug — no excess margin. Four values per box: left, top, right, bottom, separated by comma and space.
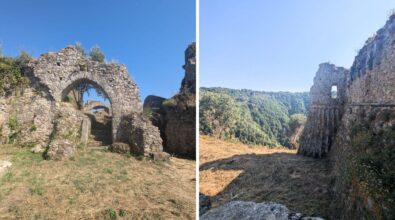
0, 145, 195, 220
199, 135, 332, 218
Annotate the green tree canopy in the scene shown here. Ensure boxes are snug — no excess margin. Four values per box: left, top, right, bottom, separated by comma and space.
89, 46, 105, 63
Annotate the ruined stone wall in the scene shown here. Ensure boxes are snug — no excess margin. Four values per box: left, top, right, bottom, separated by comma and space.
27, 46, 142, 142
298, 63, 348, 158
0, 45, 165, 160
144, 42, 196, 158
0, 88, 89, 158
0, 88, 55, 150
46, 102, 90, 160
83, 101, 111, 114
299, 15, 395, 219
164, 42, 196, 158
329, 16, 395, 219
181, 42, 196, 94
117, 112, 163, 156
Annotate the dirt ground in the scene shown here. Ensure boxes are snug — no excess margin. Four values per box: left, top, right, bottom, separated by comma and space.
0, 145, 195, 220
199, 136, 332, 218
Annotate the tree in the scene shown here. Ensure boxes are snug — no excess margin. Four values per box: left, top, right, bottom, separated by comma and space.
68, 83, 108, 110
70, 83, 92, 109
200, 91, 240, 139
89, 46, 105, 62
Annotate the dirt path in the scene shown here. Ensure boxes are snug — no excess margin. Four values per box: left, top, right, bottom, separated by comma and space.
199, 136, 332, 218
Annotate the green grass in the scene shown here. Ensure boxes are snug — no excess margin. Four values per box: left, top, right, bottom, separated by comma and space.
0, 144, 195, 219
28, 176, 44, 196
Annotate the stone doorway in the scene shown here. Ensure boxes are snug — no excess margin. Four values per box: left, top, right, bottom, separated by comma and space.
62, 80, 113, 148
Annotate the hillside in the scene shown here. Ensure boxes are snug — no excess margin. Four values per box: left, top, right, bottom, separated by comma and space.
200, 87, 309, 147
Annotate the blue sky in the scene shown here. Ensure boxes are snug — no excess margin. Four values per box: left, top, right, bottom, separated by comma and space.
200, 0, 395, 92
0, 0, 195, 102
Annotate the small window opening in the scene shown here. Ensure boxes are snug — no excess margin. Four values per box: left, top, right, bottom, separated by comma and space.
331, 85, 338, 99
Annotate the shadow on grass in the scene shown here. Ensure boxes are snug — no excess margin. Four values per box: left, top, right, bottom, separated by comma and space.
200, 152, 332, 218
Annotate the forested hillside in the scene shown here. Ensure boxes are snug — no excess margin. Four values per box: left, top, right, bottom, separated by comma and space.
200, 87, 309, 147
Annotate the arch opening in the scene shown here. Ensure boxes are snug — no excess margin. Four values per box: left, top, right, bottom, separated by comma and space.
62, 78, 113, 147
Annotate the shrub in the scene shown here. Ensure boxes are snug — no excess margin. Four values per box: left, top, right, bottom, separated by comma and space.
8, 116, 19, 131
89, 46, 105, 63
104, 208, 117, 220
118, 208, 126, 217
0, 54, 29, 96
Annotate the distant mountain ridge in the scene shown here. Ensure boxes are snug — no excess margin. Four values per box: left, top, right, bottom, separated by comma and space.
200, 87, 309, 147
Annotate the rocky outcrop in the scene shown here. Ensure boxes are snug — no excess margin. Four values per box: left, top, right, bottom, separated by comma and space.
200, 201, 324, 220
144, 42, 196, 158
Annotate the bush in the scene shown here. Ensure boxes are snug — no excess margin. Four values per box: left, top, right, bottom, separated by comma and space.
118, 208, 126, 217
0, 54, 29, 96
104, 208, 117, 220
89, 46, 105, 63
8, 116, 19, 131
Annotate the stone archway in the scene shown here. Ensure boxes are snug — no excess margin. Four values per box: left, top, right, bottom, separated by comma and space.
28, 46, 142, 143
83, 101, 111, 115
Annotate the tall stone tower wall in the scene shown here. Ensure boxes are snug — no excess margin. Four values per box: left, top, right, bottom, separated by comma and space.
298, 63, 348, 158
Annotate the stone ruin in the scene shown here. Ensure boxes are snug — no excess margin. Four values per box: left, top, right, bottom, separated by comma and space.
27, 46, 142, 142
298, 15, 395, 218
297, 63, 348, 158
144, 42, 196, 158
83, 100, 111, 115
0, 45, 167, 160
299, 16, 395, 158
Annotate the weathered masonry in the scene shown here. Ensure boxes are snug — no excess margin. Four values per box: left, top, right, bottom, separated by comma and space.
83, 101, 111, 114
27, 46, 142, 142
17, 46, 164, 159
297, 63, 348, 158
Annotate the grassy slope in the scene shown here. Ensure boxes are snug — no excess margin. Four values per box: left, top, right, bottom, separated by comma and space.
199, 136, 332, 218
0, 145, 195, 220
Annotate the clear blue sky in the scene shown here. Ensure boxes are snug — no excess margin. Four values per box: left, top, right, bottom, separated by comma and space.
0, 0, 195, 101
201, 0, 395, 92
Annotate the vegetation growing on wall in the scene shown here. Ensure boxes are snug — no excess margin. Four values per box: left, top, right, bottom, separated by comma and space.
200, 87, 309, 147
0, 51, 30, 96
349, 114, 395, 219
